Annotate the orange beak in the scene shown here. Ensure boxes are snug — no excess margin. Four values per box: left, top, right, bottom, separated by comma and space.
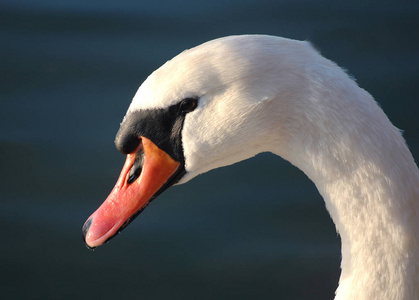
82, 136, 180, 249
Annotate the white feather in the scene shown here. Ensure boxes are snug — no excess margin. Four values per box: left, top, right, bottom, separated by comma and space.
125, 35, 419, 299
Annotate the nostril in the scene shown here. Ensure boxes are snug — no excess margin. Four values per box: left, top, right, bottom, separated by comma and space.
127, 151, 144, 184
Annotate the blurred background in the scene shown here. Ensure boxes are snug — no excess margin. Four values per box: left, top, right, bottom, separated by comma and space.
1, 1, 418, 299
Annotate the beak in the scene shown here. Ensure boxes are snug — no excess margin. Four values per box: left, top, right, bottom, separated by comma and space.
82, 136, 181, 249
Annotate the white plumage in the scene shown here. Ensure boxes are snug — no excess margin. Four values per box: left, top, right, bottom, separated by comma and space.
125, 35, 419, 299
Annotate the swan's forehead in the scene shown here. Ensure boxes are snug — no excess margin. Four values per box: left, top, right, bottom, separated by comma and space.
126, 35, 308, 114
127, 45, 220, 113
126, 35, 268, 113
128, 66, 195, 112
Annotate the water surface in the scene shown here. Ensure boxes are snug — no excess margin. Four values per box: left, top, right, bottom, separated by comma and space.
1, 1, 418, 299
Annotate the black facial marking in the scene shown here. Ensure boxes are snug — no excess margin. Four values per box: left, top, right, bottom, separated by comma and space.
115, 97, 198, 163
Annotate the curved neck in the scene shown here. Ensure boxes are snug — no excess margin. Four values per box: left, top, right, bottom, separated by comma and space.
310, 146, 418, 300
270, 91, 419, 299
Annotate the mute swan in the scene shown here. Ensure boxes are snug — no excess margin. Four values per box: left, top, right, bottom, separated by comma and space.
82, 35, 419, 299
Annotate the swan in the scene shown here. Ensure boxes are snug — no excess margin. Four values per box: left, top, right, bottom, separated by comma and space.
82, 35, 419, 299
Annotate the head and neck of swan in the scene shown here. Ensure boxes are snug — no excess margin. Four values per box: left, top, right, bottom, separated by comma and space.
83, 35, 419, 299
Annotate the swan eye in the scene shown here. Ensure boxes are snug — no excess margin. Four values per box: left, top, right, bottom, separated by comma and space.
180, 98, 198, 113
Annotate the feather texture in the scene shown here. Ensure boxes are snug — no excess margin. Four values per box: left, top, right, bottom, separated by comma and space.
125, 35, 419, 299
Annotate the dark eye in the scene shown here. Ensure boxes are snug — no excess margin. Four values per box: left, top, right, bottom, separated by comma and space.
180, 98, 198, 113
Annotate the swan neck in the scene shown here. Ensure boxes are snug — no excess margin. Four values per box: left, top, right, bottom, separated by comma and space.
274, 96, 419, 299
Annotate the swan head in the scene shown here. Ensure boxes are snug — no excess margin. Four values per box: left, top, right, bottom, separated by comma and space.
82, 35, 332, 248
123, 35, 321, 181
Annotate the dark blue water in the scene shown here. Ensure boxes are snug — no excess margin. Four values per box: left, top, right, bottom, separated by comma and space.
1, 1, 418, 299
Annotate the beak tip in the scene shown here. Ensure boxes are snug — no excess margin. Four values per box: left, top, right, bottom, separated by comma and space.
82, 217, 92, 238
82, 217, 96, 250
